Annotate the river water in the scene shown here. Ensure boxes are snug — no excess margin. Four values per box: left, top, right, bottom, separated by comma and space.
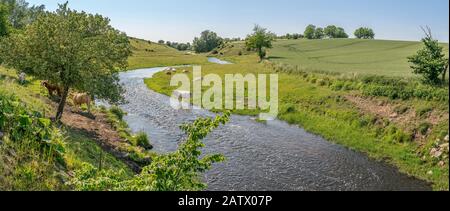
117, 62, 431, 191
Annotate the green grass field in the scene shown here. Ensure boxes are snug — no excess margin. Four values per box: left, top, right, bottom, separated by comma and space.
266, 39, 449, 77
128, 38, 208, 70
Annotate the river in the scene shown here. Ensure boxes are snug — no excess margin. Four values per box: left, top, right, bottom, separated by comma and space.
116, 59, 430, 191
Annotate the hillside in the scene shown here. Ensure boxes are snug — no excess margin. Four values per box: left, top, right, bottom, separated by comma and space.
267, 39, 449, 77
128, 38, 208, 70
214, 39, 449, 77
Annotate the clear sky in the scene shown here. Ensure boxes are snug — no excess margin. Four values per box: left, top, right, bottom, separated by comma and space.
26, 0, 449, 43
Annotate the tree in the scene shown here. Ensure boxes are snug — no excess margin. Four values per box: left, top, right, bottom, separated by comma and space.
0, 3, 9, 37
324, 25, 337, 38
0, 3, 131, 121
354, 27, 375, 39
192, 30, 223, 53
158, 40, 164, 44
336, 27, 348, 38
245, 25, 275, 61
314, 27, 324, 39
304, 24, 316, 39
408, 28, 448, 85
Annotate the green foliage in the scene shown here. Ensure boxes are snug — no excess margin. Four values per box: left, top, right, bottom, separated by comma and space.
314, 27, 325, 39
0, 92, 66, 164
324, 25, 348, 38
418, 122, 432, 135
408, 28, 449, 85
0, 0, 45, 30
0, 2, 131, 120
304, 24, 316, 39
245, 25, 274, 61
0, 3, 9, 37
109, 106, 126, 120
132, 132, 152, 150
68, 112, 230, 191
354, 27, 375, 39
192, 30, 223, 53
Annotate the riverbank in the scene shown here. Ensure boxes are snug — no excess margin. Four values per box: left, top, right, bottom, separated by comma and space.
0, 66, 153, 189
140, 41, 449, 190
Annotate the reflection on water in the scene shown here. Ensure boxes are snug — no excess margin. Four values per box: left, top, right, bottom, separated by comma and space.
116, 67, 430, 191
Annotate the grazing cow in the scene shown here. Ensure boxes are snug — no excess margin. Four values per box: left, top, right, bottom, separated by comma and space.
73, 93, 92, 113
41, 81, 63, 97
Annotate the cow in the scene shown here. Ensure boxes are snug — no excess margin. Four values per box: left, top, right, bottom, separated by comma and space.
41, 81, 63, 97
73, 93, 92, 113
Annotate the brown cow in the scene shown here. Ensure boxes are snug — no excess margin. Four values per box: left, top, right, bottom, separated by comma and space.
41, 81, 63, 97
73, 93, 92, 113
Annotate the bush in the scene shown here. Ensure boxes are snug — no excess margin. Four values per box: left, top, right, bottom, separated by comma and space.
132, 132, 153, 150
109, 106, 126, 120
68, 112, 231, 191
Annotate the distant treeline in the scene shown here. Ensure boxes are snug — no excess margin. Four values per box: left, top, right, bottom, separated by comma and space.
277, 25, 375, 40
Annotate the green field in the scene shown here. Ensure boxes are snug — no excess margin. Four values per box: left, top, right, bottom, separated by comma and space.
128, 38, 208, 70
267, 39, 449, 77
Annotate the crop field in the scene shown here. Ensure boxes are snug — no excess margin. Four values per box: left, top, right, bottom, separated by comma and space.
267, 39, 449, 77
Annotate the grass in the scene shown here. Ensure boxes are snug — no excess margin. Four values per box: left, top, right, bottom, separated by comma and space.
265, 39, 449, 77
142, 40, 449, 190
128, 38, 208, 70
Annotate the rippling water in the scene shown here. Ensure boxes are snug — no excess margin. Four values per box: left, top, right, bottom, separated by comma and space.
117, 66, 431, 191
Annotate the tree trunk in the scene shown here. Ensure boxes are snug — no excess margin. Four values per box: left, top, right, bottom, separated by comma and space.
442, 62, 449, 84
55, 86, 69, 122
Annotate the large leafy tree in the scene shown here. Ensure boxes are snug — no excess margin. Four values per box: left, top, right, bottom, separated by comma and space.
0, 3, 131, 121
192, 30, 223, 53
314, 27, 324, 39
354, 27, 375, 39
408, 27, 449, 85
304, 24, 316, 39
245, 25, 275, 61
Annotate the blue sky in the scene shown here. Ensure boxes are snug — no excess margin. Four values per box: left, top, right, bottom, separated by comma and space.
27, 0, 449, 43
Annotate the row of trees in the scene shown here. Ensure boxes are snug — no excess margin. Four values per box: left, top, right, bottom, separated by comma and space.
288, 25, 375, 40
158, 40, 191, 51
304, 24, 349, 39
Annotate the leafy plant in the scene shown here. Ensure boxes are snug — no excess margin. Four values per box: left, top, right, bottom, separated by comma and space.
68, 112, 230, 191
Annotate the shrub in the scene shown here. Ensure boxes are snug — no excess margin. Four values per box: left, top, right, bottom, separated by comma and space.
109, 106, 126, 120
416, 106, 433, 117
132, 132, 153, 150
68, 112, 231, 191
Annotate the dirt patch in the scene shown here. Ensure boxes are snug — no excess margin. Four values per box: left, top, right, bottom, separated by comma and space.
41, 97, 142, 173
345, 95, 449, 141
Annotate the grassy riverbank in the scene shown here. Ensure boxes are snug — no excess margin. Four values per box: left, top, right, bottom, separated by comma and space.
0, 66, 141, 190
141, 39, 449, 190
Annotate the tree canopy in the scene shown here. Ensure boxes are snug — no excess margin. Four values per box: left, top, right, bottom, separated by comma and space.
0, 3, 132, 120
304, 24, 316, 39
354, 27, 375, 39
245, 25, 275, 61
0, 0, 44, 30
192, 30, 223, 53
324, 25, 348, 38
0, 3, 9, 37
